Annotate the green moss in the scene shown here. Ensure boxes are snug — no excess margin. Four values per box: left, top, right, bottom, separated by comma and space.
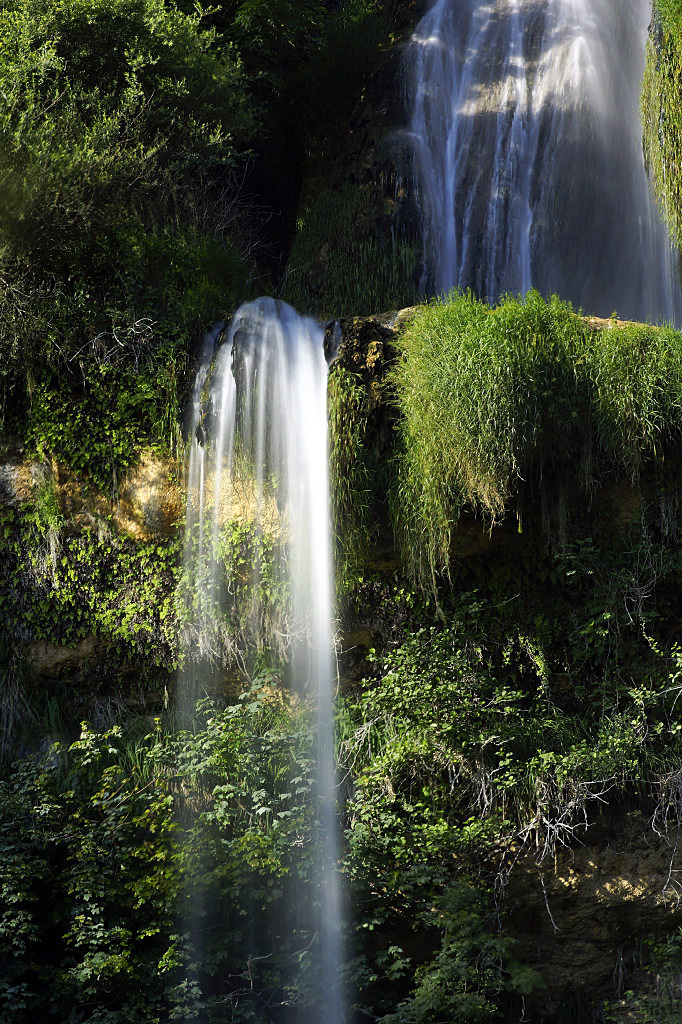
328, 366, 375, 580
643, 7, 682, 245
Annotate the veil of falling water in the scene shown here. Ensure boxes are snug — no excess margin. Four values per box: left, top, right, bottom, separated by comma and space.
407, 0, 682, 323
181, 297, 345, 1022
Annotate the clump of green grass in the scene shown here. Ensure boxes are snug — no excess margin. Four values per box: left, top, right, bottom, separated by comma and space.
643, 5, 682, 244
590, 320, 682, 476
391, 290, 682, 584
282, 181, 419, 318
654, 0, 682, 35
328, 365, 375, 581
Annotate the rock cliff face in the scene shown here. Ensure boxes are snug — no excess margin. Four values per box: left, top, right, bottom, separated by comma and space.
505, 813, 682, 1009
0, 440, 181, 540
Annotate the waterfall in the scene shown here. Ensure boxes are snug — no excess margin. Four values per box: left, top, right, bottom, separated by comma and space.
407, 0, 681, 323
181, 297, 344, 1022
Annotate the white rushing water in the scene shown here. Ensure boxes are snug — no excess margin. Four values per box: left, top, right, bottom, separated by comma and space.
407, 0, 681, 322
182, 297, 344, 1023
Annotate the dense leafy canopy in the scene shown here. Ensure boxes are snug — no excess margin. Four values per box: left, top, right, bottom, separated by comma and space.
0, 0, 396, 487
0, 0, 253, 259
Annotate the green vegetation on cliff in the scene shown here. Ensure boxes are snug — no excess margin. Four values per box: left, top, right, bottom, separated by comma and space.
7, 289, 682, 1021
643, 3, 682, 244
0, 0, 255, 483
3, 1, 682, 1020
392, 291, 682, 584
0, 0, 396, 488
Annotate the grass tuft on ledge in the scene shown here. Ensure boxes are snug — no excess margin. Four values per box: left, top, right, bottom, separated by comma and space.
391, 290, 682, 584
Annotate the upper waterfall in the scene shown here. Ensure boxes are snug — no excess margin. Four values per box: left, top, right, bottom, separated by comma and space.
407, 0, 681, 323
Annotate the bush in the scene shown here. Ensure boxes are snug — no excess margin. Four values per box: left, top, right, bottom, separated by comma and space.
643, 4, 682, 244
0, 690, 322, 1023
0, 0, 254, 266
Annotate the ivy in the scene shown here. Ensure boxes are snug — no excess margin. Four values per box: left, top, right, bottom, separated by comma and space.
0, 506, 181, 667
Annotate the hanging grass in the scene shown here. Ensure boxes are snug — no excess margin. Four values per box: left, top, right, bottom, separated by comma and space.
590, 320, 682, 476
390, 291, 682, 585
642, 4, 682, 245
653, 0, 682, 35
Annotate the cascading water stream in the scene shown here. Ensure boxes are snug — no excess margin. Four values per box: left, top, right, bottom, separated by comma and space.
407, 0, 682, 323
181, 298, 345, 1022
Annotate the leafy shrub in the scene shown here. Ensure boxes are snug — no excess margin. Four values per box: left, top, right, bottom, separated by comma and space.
0, 0, 256, 481
0, 0, 254, 266
340, 579, 682, 1017
0, 690, 323, 1023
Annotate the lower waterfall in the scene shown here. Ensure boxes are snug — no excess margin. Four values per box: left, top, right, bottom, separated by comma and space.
181, 298, 345, 1022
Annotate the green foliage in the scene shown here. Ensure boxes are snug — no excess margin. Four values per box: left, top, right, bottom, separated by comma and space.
231, 0, 326, 87
328, 366, 376, 579
344, 617, 668, 855
391, 290, 682, 584
0, 0, 409, 480
348, 573, 680, 831
653, 0, 682, 35
0, 689, 325, 1022
0, 0, 253, 265
603, 928, 682, 1023
590, 320, 682, 473
381, 886, 539, 1024
0, 498, 301, 693
342, 601, 568, 1018
0, 506, 181, 666
4, 491, 682, 1020
643, 6, 682, 244
283, 182, 420, 317
0, 723, 179, 1023
0, 0, 257, 478
28, 367, 165, 493
1, 674, 545, 1024
339, 568, 682, 1016
25, 474, 63, 539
